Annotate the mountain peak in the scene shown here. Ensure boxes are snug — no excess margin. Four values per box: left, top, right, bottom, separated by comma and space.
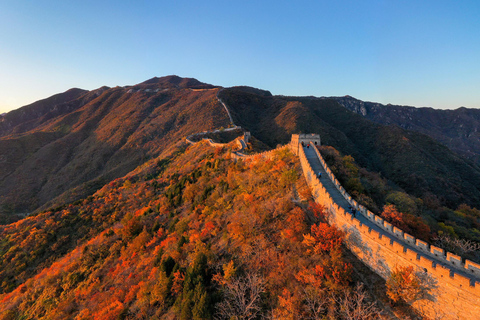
137, 75, 217, 90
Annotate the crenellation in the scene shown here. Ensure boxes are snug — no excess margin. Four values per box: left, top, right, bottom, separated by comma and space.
392, 241, 405, 254
435, 264, 452, 278
447, 252, 462, 267
430, 245, 445, 258
361, 209, 368, 218
404, 233, 415, 245
392, 226, 404, 239
351, 218, 361, 228
415, 239, 429, 252
384, 221, 393, 232
369, 229, 381, 239
465, 260, 480, 277
453, 273, 473, 288
405, 248, 418, 261
366, 211, 375, 221
296, 136, 480, 319
378, 234, 392, 246
418, 256, 434, 269
359, 224, 370, 234
374, 216, 385, 227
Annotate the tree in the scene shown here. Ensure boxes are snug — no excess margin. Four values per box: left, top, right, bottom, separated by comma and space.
215, 273, 266, 320
335, 283, 381, 320
380, 205, 406, 230
386, 191, 418, 216
302, 286, 329, 319
303, 222, 344, 254
386, 266, 421, 304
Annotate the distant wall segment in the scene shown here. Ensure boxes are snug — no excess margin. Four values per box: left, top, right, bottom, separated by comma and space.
297, 138, 480, 320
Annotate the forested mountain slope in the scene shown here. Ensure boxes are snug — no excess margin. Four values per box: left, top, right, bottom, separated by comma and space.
1, 77, 479, 319
0, 76, 230, 221
330, 95, 480, 164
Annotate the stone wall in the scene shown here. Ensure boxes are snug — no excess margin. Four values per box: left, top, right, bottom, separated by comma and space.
231, 145, 290, 161
298, 142, 480, 320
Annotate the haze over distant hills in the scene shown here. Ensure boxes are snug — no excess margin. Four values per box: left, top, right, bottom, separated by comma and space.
1, 75, 480, 219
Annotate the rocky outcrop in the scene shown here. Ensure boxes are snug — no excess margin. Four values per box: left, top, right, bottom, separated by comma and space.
330, 95, 480, 163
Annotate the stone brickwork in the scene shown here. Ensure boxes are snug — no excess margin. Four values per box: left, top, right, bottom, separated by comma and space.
298, 139, 480, 320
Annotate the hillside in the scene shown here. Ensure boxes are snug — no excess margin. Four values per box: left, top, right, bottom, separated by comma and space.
4, 77, 479, 221
0, 88, 89, 137
0, 142, 394, 319
219, 87, 480, 210
0, 76, 230, 221
330, 95, 480, 164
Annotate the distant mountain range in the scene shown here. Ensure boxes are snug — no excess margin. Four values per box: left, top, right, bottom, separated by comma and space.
1, 76, 480, 219
329, 95, 480, 164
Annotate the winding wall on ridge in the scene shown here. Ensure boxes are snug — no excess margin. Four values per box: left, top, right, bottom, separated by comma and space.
298, 141, 480, 319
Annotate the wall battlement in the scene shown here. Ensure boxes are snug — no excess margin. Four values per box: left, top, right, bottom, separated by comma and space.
231, 145, 290, 161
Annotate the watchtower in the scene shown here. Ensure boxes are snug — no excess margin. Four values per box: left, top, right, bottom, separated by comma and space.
290, 133, 321, 154
244, 131, 251, 144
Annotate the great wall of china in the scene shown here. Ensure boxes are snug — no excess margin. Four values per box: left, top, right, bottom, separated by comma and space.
186, 94, 480, 319
298, 136, 480, 320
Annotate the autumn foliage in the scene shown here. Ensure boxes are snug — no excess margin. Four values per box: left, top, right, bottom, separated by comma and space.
381, 204, 431, 242
386, 266, 422, 304
0, 142, 353, 319
0, 142, 379, 319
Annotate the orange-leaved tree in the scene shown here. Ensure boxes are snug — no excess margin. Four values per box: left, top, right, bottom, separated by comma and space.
386, 265, 421, 304
303, 222, 345, 254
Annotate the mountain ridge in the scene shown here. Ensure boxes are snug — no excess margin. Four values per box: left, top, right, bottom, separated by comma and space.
1, 76, 480, 319
0, 77, 230, 219
2, 76, 480, 218
218, 87, 480, 209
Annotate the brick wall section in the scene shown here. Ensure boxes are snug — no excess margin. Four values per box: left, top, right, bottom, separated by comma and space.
298, 142, 480, 320
308, 142, 480, 277
231, 145, 290, 161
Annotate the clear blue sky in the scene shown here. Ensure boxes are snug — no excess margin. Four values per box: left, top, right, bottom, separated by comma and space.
1, 0, 480, 113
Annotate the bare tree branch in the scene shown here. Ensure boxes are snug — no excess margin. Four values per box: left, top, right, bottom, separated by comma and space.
215, 273, 266, 320
335, 283, 381, 320
433, 234, 480, 256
